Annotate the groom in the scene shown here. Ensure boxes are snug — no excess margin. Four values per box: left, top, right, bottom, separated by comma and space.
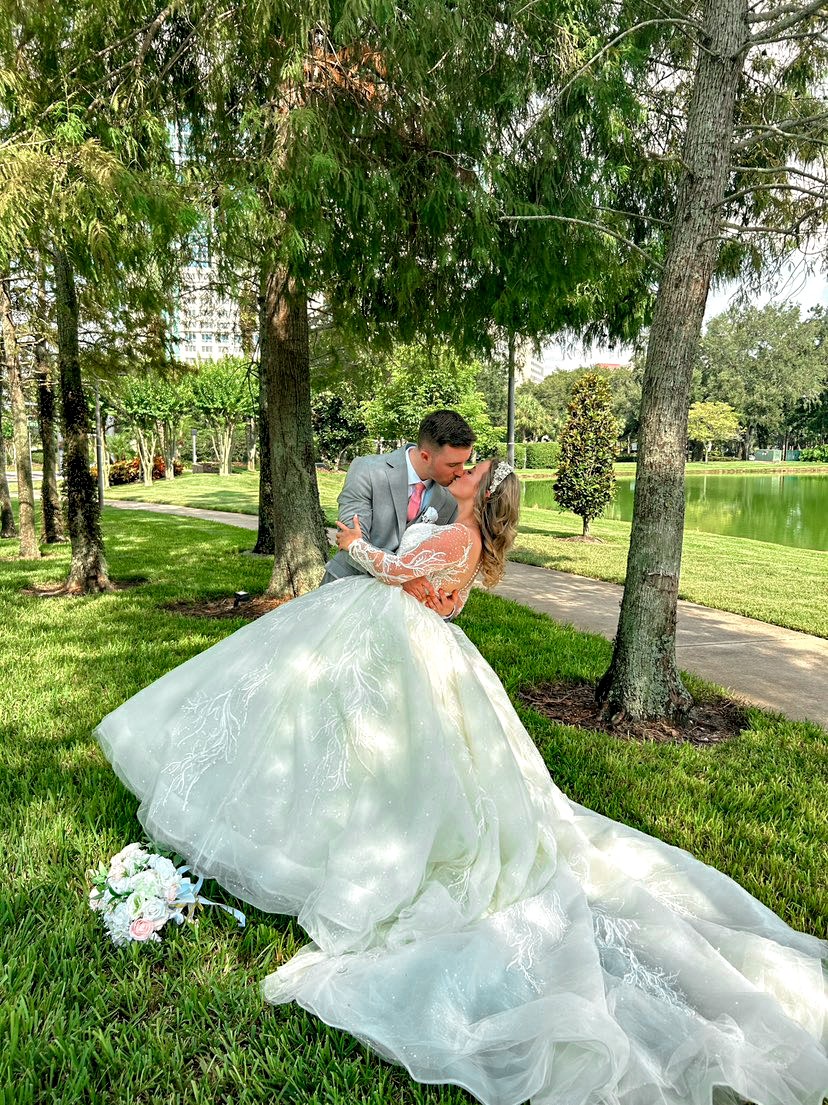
321, 410, 476, 612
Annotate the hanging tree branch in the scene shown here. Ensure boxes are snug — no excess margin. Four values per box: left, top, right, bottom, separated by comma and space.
719, 181, 828, 206
731, 113, 828, 151
499, 214, 663, 269
750, 0, 828, 42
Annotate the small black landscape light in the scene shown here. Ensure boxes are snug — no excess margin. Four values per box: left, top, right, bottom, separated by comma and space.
233, 591, 251, 609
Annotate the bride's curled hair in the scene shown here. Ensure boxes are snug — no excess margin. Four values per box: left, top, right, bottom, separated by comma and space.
473, 456, 521, 588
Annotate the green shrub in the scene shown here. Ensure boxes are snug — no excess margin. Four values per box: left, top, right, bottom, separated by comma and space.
489, 441, 528, 466
525, 441, 561, 469
800, 445, 828, 462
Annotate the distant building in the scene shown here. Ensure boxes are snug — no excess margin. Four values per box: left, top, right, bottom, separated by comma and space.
171, 263, 245, 364
514, 338, 546, 385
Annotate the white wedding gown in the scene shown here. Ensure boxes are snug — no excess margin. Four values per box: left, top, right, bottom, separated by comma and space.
96, 522, 828, 1105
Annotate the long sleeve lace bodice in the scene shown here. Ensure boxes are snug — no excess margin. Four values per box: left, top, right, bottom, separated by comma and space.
347, 522, 477, 612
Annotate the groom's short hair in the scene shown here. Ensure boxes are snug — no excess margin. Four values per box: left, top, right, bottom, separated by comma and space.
418, 410, 476, 451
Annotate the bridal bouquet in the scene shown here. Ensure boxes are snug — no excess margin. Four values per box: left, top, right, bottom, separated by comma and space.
88, 843, 245, 946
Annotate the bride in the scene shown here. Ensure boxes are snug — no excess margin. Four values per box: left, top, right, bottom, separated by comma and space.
95, 457, 828, 1105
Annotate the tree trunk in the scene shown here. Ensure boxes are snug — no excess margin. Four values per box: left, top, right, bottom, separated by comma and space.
252, 280, 275, 556
220, 425, 233, 476
582, 516, 590, 537
163, 422, 177, 479
597, 0, 748, 721
246, 417, 256, 472
506, 331, 516, 467
0, 279, 40, 559
54, 249, 111, 593
34, 277, 66, 543
0, 364, 17, 538
262, 267, 327, 596
136, 428, 155, 485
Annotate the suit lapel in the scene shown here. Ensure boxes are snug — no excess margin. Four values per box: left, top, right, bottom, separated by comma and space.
386, 446, 410, 538
428, 483, 453, 522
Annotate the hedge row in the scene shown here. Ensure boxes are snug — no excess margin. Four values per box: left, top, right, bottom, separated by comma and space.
487, 441, 561, 469
800, 445, 828, 463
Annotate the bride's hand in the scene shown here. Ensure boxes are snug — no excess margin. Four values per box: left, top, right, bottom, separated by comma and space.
335, 514, 363, 551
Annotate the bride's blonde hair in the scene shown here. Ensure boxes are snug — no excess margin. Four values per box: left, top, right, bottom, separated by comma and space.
473, 457, 521, 588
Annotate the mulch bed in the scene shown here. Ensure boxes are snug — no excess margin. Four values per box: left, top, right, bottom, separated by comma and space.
163, 596, 289, 620
518, 681, 747, 746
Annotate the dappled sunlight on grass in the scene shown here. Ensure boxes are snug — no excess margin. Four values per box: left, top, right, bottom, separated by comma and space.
1, 509, 826, 1102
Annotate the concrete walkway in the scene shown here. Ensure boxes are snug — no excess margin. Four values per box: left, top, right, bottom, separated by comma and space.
108, 499, 828, 728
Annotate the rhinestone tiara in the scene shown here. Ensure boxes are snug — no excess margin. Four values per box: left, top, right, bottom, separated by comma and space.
489, 461, 515, 494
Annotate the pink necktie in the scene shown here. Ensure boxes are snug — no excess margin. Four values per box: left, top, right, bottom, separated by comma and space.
407, 481, 426, 522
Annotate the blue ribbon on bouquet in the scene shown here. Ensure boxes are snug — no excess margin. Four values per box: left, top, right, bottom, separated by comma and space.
176, 865, 247, 928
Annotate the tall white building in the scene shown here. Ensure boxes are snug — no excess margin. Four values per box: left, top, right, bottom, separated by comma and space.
515, 338, 546, 385
171, 263, 245, 364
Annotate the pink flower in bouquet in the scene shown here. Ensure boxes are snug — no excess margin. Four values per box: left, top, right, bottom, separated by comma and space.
129, 918, 160, 942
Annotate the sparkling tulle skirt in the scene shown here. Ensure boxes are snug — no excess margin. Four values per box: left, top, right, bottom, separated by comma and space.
96, 576, 828, 1105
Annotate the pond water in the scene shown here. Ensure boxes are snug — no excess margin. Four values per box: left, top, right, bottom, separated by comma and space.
521, 472, 828, 551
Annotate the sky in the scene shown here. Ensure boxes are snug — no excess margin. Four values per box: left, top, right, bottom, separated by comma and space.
539, 255, 828, 375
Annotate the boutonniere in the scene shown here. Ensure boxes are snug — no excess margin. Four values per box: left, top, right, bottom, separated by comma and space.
421, 506, 438, 524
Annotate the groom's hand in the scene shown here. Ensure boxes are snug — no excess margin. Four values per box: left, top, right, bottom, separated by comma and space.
335, 514, 363, 551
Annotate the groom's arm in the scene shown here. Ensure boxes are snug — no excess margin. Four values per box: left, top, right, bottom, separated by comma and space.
337, 458, 374, 544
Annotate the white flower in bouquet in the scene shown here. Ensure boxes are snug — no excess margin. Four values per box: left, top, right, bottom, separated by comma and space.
147, 855, 177, 884
140, 896, 169, 924
110, 842, 149, 878
131, 869, 163, 898
104, 902, 134, 947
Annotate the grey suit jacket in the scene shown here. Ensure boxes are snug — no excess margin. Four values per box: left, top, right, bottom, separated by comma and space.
321, 444, 459, 584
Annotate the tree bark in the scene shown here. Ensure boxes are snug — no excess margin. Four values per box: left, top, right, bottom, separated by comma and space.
219, 425, 233, 476
261, 267, 327, 596
54, 249, 111, 593
34, 277, 66, 542
0, 279, 40, 558
597, 0, 748, 721
0, 362, 17, 538
161, 422, 177, 479
136, 428, 156, 485
506, 331, 516, 467
246, 417, 256, 472
252, 277, 275, 556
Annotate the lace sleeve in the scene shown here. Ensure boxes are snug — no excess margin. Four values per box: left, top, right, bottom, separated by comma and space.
347, 526, 475, 586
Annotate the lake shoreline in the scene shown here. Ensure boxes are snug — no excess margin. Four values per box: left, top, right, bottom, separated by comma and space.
517, 462, 828, 480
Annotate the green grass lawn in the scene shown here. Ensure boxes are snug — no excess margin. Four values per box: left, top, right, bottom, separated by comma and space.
1, 510, 826, 1103
106, 471, 828, 638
